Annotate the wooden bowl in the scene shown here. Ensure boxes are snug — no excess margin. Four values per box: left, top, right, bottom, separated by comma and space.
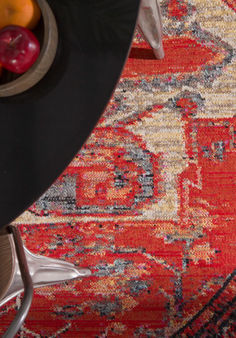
0, 0, 58, 97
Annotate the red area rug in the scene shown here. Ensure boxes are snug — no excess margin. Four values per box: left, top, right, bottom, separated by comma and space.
1, 0, 236, 336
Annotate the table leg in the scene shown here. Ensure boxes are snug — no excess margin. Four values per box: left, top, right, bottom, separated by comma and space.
137, 0, 164, 59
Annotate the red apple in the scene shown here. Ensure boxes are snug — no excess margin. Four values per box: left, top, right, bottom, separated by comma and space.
0, 25, 40, 74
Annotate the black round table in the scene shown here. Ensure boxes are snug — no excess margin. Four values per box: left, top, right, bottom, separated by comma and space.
0, 2, 140, 336
0, 0, 141, 229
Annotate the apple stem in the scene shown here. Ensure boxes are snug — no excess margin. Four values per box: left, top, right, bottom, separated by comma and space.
9, 34, 22, 46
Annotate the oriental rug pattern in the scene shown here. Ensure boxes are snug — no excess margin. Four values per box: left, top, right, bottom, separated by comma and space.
1, 0, 236, 336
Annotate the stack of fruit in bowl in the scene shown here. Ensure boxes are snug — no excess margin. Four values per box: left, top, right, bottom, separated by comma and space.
0, 0, 42, 84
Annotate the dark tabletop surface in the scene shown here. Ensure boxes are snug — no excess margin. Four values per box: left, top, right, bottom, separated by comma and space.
0, 0, 140, 229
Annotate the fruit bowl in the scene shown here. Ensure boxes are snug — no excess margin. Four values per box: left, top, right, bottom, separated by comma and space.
0, 0, 58, 97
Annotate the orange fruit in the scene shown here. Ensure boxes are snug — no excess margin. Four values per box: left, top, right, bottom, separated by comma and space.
0, 0, 41, 30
